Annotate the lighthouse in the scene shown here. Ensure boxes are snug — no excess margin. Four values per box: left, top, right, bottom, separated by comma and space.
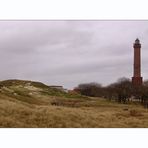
132, 38, 143, 86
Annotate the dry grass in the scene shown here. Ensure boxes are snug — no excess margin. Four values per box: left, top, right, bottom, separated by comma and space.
0, 95, 148, 128
0, 80, 148, 128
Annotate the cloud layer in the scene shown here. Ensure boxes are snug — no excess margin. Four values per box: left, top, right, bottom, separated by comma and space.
0, 20, 148, 89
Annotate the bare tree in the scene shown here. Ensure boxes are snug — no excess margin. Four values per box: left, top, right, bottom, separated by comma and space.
75, 82, 102, 97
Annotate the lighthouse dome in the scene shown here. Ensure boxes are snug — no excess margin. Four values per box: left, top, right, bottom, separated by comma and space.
135, 38, 140, 44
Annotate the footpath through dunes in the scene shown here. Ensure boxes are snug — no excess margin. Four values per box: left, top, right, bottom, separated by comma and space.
0, 79, 148, 127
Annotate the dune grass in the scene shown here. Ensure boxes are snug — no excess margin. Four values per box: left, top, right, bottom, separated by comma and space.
0, 79, 148, 128
0, 94, 148, 128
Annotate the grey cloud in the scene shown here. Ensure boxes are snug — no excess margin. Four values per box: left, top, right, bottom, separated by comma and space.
0, 21, 148, 89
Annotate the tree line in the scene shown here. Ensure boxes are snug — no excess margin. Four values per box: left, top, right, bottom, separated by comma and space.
74, 77, 148, 108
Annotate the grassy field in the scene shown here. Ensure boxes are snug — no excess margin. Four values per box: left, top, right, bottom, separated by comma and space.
0, 80, 148, 128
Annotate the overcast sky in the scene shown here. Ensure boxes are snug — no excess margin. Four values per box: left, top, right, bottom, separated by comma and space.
0, 20, 148, 89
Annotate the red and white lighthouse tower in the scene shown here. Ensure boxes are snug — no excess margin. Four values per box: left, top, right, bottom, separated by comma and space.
132, 38, 143, 86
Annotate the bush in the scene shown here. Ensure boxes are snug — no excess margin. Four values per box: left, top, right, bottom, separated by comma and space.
129, 109, 143, 116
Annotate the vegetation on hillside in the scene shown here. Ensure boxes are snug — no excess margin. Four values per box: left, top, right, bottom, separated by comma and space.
0, 79, 148, 128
